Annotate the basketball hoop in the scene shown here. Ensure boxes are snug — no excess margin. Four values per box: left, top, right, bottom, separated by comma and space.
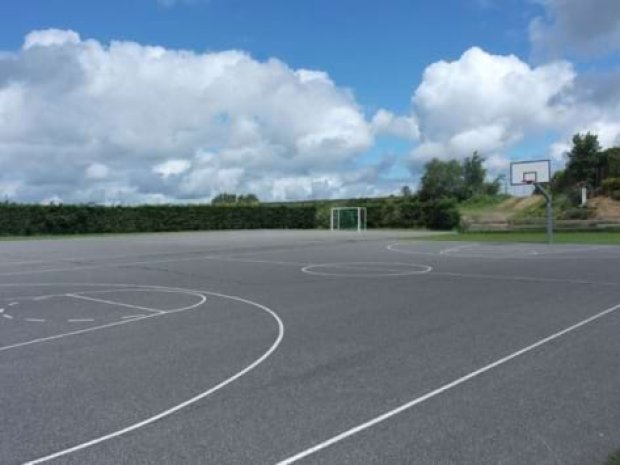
510, 160, 550, 186
522, 172, 537, 185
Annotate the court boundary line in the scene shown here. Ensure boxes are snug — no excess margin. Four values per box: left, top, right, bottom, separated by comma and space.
276, 301, 620, 464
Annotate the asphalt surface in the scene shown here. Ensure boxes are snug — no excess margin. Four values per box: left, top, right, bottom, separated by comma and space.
0, 230, 619, 465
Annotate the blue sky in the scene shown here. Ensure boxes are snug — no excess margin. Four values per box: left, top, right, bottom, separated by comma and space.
0, 0, 619, 203
0, 0, 537, 111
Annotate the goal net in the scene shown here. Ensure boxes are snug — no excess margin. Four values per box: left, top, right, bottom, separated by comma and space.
330, 207, 367, 232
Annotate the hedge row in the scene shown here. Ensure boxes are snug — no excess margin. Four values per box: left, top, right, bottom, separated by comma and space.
0, 204, 317, 236
0, 197, 461, 236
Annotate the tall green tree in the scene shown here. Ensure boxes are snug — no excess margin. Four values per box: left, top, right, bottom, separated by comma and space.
462, 151, 486, 197
566, 133, 602, 187
602, 147, 620, 178
419, 159, 464, 201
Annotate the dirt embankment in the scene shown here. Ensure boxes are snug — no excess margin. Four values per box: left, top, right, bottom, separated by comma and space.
463, 196, 544, 223
589, 197, 620, 220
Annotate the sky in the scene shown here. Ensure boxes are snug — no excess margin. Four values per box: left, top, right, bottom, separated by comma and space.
0, 0, 619, 204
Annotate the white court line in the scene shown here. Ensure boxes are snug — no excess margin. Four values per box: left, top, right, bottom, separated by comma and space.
2, 314, 13, 320
66, 293, 165, 314
24, 318, 46, 323
23, 289, 285, 465
0, 286, 207, 353
121, 315, 145, 320
302, 262, 432, 278
277, 301, 620, 465
386, 243, 438, 257
438, 243, 479, 255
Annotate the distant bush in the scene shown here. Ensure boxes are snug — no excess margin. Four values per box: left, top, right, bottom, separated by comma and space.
0, 204, 317, 236
422, 198, 461, 230
601, 177, 620, 196
559, 207, 594, 220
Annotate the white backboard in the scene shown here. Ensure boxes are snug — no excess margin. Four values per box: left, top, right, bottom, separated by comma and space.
510, 160, 551, 186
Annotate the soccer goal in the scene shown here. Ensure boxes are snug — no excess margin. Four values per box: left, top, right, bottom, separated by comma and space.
330, 207, 367, 232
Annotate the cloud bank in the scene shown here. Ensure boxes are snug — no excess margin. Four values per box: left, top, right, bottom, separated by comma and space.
408, 46, 620, 173
409, 47, 575, 170
2, 23, 620, 204
0, 29, 385, 203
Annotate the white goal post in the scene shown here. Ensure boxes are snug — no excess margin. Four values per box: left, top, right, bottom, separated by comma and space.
330, 207, 367, 232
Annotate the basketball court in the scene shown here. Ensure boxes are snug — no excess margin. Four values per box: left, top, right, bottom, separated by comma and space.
0, 230, 618, 464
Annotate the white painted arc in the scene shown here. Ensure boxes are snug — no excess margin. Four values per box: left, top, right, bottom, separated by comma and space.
276, 302, 620, 464
301, 262, 432, 278
20, 288, 284, 465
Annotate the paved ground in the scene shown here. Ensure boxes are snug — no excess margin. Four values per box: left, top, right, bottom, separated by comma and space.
0, 230, 619, 465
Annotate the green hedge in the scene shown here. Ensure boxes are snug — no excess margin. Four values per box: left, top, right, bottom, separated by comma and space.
0, 204, 317, 236
0, 197, 465, 236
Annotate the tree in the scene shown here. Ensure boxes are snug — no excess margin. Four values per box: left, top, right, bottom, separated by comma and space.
462, 151, 486, 197
211, 193, 238, 205
400, 185, 413, 197
419, 159, 464, 201
602, 147, 620, 178
484, 176, 502, 196
211, 193, 260, 205
238, 194, 260, 205
565, 133, 602, 187
550, 169, 569, 194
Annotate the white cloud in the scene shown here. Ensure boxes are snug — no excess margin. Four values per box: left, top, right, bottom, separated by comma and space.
371, 109, 419, 141
85, 163, 110, 180
409, 47, 575, 166
0, 29, 375, 203
530, 0, 620, 59
154, 159, 191, 179
23, 29, 81, 50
